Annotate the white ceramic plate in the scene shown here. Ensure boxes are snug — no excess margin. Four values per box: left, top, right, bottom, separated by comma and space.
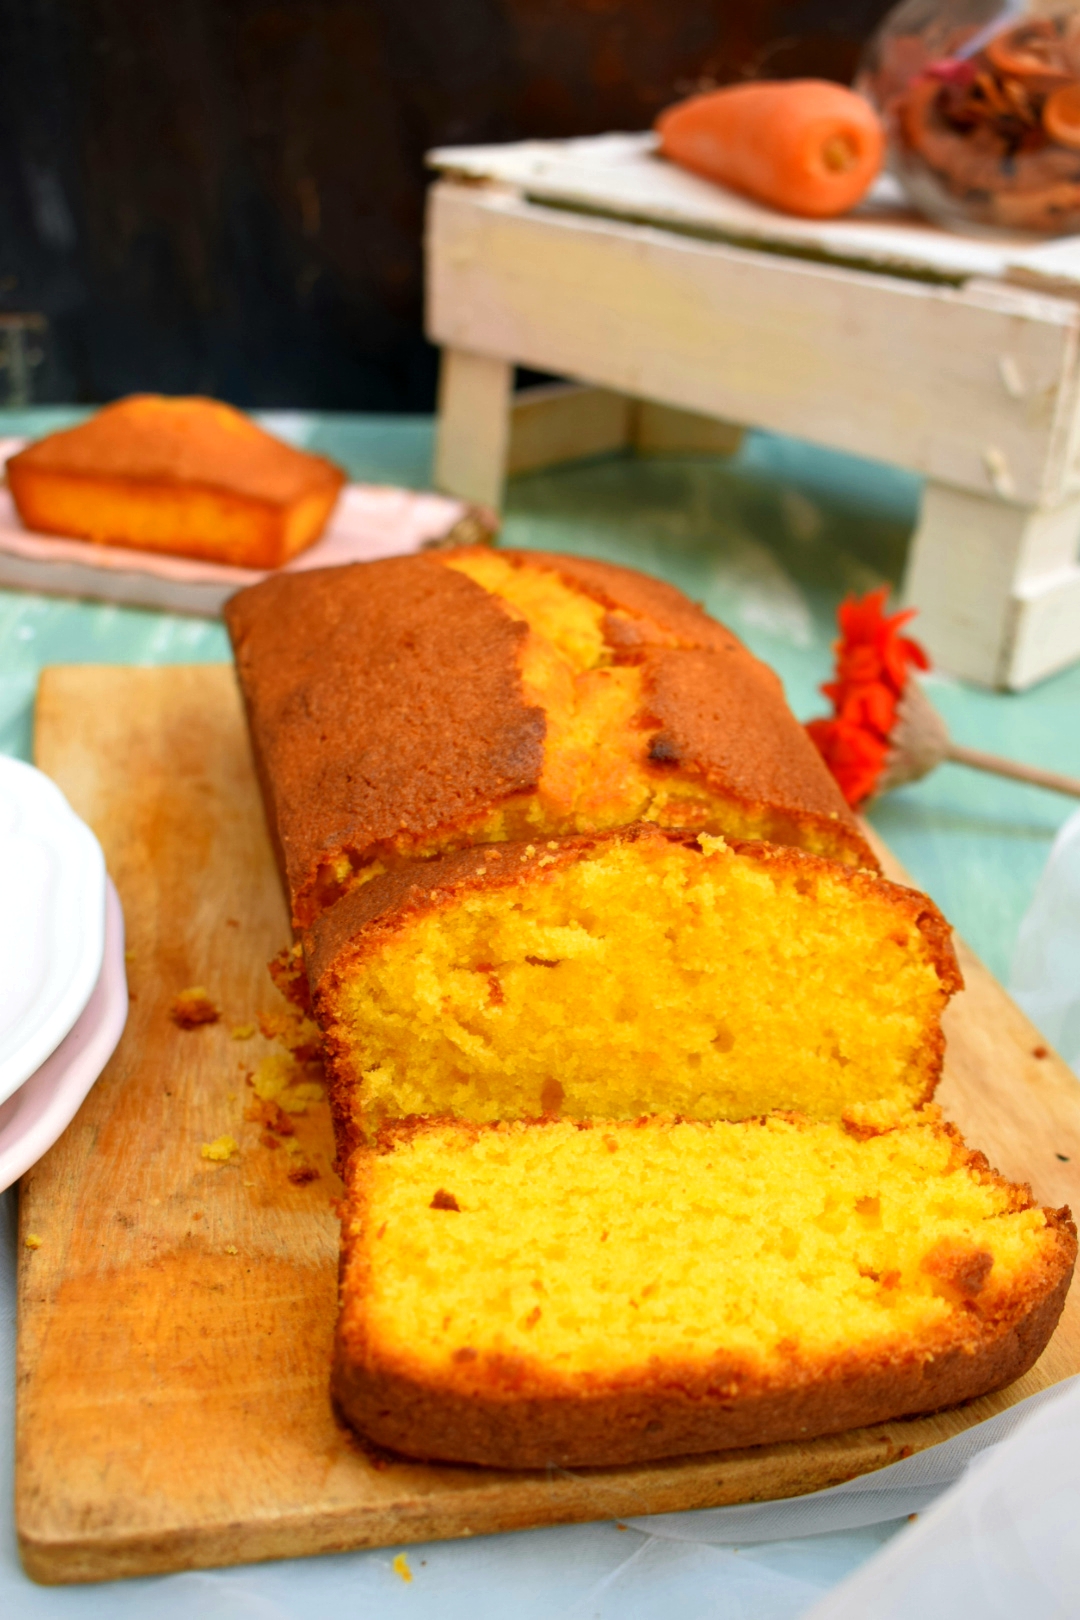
0, 756, 107, 1107
0, 879, 126, 1192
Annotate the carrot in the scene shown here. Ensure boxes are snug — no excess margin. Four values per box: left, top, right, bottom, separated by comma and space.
655, 80, 885, 220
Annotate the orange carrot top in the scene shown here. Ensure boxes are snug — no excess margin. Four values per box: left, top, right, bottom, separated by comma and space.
656, 79, 884, 220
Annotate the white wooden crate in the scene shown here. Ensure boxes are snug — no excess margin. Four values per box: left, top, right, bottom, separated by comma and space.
425, 133, 1080, 690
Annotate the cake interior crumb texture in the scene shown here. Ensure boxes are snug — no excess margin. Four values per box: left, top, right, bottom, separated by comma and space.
321, 833, 957, 1132
353, 1115, 1051, 1375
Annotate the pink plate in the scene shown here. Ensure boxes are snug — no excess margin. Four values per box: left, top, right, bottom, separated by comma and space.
0, 880, 127, 1192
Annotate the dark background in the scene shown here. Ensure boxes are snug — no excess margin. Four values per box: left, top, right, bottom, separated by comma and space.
0, 0, 897, 411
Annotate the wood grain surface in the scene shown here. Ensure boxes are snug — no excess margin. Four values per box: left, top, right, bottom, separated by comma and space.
15, 664, 1080, 1585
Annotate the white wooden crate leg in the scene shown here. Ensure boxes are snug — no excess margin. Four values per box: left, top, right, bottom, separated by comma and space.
903, 482, 1080, 689
507, 383, 633, 476
634, 401, 744, 458
505, 387, 746, 474
434, 348, 514, 510
1004, 565, 1080, 689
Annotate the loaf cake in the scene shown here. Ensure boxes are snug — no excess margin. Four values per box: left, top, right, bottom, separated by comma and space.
225, 547, 876, 928
7, 394, 345, 568
227, 547, 1073, 1471
334, 1112, 1074, 1468
319, 823, 1073, 1470
309, 826, 960, 1150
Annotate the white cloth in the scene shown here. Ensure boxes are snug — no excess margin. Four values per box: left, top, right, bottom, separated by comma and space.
628, 1378, 1078, 1545
804, 1373, 1080, 1619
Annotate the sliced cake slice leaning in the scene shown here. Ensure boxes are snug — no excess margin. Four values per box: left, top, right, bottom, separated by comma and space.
306, 825, 961, 1148
333, 1112, 1075, 1469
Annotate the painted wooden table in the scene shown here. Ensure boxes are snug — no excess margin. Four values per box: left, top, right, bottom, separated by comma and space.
1, 408, 1079, 1618
427, 133, 1080, 691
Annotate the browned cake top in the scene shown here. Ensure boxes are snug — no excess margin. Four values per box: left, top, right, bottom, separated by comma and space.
226, 548, 873, 925
10, 395, 344, 505
227, 556, 547, 911
521, 549, 857, 810
521, 549, 741, 654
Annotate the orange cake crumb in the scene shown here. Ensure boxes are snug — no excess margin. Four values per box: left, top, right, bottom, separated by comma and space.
171, 987, 220, 1028
288, 1164, 320, 1185
201, 1135, 239, 1163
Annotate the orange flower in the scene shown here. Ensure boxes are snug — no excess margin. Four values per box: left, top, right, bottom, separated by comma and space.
806, 716, 889, 809
806, 587, 929, 808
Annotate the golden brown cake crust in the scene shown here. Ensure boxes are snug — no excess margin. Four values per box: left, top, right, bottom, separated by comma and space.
333, 1258, 1073, 1469
226, 549, 874, 926
7, 395, 343, 507
332, 1126, 1075, 1469
227, 558, 547, 915
643, 645, 856, 830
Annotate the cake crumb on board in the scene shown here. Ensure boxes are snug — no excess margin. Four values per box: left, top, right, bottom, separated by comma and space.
23, 1234, 42, 1250
287, 1163, 319, 1185
246, 1098, 294, 1136
251, 1051, 323, 1113
171, 987, 220, 1028
233, 974, 333, 1187
201, 1136, 239, 1162
392, 1552, 412, 1583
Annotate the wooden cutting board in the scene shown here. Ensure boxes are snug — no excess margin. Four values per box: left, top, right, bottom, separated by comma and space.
16, 664, 1080, 1585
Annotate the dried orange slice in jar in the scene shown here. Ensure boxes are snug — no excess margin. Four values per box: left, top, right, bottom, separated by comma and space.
1044, 81, 1080, 148
987, 17, 1073, 92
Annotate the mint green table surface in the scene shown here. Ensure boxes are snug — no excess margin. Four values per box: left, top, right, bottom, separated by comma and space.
0, 409, 1077, 1616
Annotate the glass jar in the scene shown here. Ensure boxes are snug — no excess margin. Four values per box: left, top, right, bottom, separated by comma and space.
858, 0, 1080, 234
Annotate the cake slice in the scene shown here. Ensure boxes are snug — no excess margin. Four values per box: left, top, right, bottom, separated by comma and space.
307, 826, 960, 1149
7, 394, 345, 569
334, 1112, 1075, 1468
225, 547, 876, 928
